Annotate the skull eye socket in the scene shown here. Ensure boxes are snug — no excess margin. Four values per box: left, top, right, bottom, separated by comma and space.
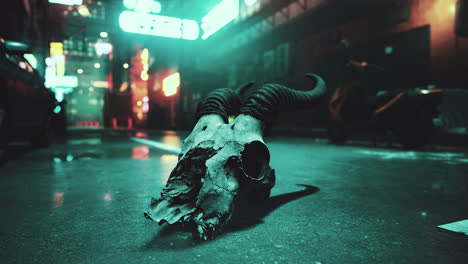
241, 141, 270, 179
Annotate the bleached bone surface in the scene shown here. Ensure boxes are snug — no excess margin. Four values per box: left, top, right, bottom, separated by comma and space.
145, 74, 326, 240
145, 114, 275, 240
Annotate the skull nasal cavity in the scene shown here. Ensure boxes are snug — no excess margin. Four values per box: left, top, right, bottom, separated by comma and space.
241, 141, 270, 179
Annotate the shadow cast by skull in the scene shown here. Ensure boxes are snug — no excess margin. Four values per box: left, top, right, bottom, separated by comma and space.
142, 184, 319, 250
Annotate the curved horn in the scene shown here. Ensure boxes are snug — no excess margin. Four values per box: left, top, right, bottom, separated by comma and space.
195, 82, 256, 122
239, 73, 326, 124
235, 81, 255, 97
195, 88, 240, 123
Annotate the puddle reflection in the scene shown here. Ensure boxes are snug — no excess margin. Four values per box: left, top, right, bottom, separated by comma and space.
68, 138, 102, 145
52, 152, 101, 162
104, 193, 112, 201
162, 135, 181, 148
135, 131, 149, 138
132, 145, 150, 160
53, 192, 64, 208
358, 150, 468, 164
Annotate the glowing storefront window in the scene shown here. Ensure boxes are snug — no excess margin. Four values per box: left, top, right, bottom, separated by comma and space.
162, 72, 180, 97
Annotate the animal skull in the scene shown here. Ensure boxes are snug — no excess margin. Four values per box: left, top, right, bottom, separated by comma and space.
144, 74, 326, 240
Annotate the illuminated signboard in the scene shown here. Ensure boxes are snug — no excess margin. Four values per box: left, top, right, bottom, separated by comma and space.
123, 0, 161, 13
49, 42, 65, 77
201, 0, 239, 39
48, 0, 83, 5
55, 75, 79, 88
54, 55, 65, 76
119, 11, 199, 40
140, 48, 149, 81
45, 57, 56, 88
50, 42, 63, 55
119, 0, 239, 40
51, 75, 78, 102
162, 72, 180, 97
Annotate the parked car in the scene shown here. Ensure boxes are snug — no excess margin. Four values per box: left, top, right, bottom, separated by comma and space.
0, 38, 56, 161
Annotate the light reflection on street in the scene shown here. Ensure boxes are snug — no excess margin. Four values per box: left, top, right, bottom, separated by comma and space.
104, 193, 112, 201
162, 134, 181, 148
135, 131, 149, 138
357, 150, 468, 164
132, 145, 150, 160
68, 138, 102, 145
52, 161, 68, 208
160, 154, 178, 185
53, 192, 64, 208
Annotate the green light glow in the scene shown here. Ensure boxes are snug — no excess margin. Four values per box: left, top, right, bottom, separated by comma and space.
182, 19, 200, 40
384, 46, 393, 55
24, 54, 38, 69
54, 105, 62, 114
5, 40, 29, 49
123, 0, 137, 9
55, 75, 79, 88
124, 0, 161, 13
202, 0, 239, 40
119, 11, 199, 40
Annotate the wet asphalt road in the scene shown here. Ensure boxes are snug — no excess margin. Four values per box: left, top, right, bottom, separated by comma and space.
1, 129, 467, 264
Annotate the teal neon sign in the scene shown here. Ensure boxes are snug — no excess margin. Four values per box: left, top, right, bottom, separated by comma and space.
119, 11, 199, 40
119, 0, 239, 40
201, 0, 239, 40
123, 0, 161, 14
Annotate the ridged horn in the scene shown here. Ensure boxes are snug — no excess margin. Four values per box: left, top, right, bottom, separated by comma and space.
195, 88, 240, 123
239, 73, 326, 124
195, 82, 255, 123
235, 81, 255, 97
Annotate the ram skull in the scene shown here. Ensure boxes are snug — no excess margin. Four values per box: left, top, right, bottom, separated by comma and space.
144, 74, 326, 240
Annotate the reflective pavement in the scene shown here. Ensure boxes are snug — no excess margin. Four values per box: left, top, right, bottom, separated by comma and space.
1, 130, 467, 263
